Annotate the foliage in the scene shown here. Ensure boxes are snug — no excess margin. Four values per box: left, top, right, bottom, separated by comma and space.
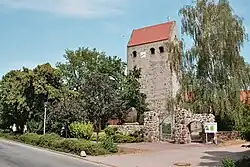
47, 87, 86, 134
174, 0, 250, 130
19, 133, 41, 145
222, 157, 235, 167
104, 126, 143, 143
112, 134, 137, 143
69, 122, 94, 140
0, 64, 62, 134
38, 133, 62, 147
240, 105, 250, 141
222, 156, 250, 167
0, 45, 148, 139
101, 136, 118, 153
121, 67, 149, 123
57, 47, 148, 140
91, 131, 106, 141
131, 129, 144, 142
104, 126, 118, 136
0, 132, 116, 155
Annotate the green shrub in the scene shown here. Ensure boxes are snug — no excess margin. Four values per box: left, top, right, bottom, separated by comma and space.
104, 126, 118, 136
60, 139, 108, 155
19, 133, 41, 145
91, 131, 106, 141
112, 134, 137, 143
241, 127, 250, 141
69, 122, 94, 140
0, 132, 116, 156
38, 133, 61, 148
130, 129, 144, 142
76, 140, 108, 155
240, 107, 250, 141
0, 131, 4, 137
222, 158, 235, 167
104, 126, 144, 143
1, 133, 20, 140
101, 136, 118, 153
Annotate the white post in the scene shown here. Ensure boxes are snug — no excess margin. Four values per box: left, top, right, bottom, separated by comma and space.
43, 106, 47, 135
205, 133, 208, 144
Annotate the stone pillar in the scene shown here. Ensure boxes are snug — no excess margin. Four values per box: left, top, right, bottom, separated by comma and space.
144, 110, 160, 142
173, 108, 192, 144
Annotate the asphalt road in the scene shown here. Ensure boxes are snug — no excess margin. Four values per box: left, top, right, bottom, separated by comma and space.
0, 139, 101, 167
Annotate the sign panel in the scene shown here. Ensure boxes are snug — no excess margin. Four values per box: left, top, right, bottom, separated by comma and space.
204, 122, 217, 133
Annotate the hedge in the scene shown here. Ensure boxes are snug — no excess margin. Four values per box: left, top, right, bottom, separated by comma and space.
0, 132, 117, 156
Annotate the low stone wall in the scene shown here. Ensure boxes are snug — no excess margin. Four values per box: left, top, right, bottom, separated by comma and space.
108, 123, 144, 135
217, 131, 241, 141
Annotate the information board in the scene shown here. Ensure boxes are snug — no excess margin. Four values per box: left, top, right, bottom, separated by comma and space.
204, 122, 217, 133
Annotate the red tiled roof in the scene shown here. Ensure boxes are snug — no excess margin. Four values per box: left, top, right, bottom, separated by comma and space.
128, 21, 175, 47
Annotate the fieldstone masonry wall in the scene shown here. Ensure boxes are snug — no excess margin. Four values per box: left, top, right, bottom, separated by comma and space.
173, 108, 215, 144
109, 123, 144, 135
144, 111, 160, 142
217, 131, 240, 141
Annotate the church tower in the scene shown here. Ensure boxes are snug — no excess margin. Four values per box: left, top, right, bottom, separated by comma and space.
127, 21, 179, 141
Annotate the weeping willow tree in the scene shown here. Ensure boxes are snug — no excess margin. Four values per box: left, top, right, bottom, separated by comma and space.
172, 0, 249, 130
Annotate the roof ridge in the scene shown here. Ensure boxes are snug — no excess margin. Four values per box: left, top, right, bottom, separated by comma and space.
133, 21, 175, 31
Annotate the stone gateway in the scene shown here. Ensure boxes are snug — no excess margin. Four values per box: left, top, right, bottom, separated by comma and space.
173, 108, 215, 144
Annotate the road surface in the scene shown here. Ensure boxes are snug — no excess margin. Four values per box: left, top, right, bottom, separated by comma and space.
0, 139, 102, 167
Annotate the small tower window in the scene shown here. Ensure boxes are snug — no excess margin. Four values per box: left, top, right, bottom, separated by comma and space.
150, 48, 155, 54
132, 51, 137, 57
159, 46, 164, 53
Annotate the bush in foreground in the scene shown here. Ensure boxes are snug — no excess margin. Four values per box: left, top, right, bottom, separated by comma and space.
69, 122, 94, 140
0, 132, 117, 156
101, 136, 118, 153
222, 156, 250, 167
222, 158, 235, 167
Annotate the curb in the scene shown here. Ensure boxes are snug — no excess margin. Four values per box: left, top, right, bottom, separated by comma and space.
0, 139, 117, 167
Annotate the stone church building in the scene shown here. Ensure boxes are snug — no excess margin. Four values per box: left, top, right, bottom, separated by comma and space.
127, 21, 180, 141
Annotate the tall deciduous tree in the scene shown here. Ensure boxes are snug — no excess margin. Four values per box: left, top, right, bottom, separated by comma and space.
57, 47, 148, 137
176, 0, 249, 129
0, 63, 62, 133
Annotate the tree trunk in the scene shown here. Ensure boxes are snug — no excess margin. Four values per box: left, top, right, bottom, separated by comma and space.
95, 122, 101, 143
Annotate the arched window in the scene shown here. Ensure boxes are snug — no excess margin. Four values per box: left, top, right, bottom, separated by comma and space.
159, 46, 164, 53
132, 51, 137, 57
150, 48, 155, 54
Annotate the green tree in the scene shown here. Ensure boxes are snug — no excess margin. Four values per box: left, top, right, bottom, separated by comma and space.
175, 0, 249, 130
47, 87, 86, 133
0, 69, 34, 133
0, 63, 62, 133
121, 67, 148, 123
57, 47, 148, 139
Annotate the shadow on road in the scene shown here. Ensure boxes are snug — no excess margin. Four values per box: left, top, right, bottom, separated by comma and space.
199, 148, 250, 166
